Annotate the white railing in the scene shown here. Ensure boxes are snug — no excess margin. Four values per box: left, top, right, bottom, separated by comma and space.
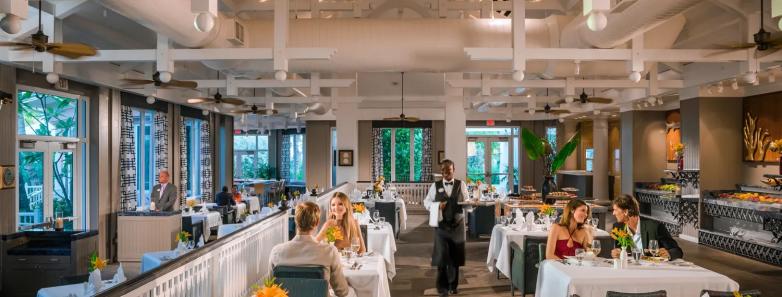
356, 182, 430, 209
99, 211, 288, 297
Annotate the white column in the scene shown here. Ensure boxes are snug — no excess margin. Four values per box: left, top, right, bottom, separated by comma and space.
444, 100, 467, 180
592, 116, 609, 202
336, 102, 359, 184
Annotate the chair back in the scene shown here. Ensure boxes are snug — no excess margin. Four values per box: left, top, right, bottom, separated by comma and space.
374, 201, 397, 237
469, 205, 495, 238
276, 278, 328, 297
272, 265, 326, 279
220, 206, 236, 224
508, 236, 547, 295
700, 290, 761, 297
360, 224, 368, 245
606, 290, 667, 297
181, 216, 205, 246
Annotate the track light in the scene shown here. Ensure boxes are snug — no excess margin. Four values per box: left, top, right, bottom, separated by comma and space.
657, 98, 663, 105
146, 95, 156, 104
643, 102, 649, 108
512, 70, 525, 82
629, 71, 642, 83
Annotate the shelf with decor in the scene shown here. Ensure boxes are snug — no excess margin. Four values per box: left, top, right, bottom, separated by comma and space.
699, 188, 782, 266
634, 182, 699, 237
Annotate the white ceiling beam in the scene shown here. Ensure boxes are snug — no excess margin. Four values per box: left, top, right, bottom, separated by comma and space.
233, 0, 370, 12
448, 79, 683, 89
512, 0, 525, 75
6, 47, 336, 63
192, 78, 355, 89
465, 48, 749, 62
274, 0, 289, 75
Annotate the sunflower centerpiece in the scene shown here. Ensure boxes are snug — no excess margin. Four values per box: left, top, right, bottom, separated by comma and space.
252, 277, 288, 297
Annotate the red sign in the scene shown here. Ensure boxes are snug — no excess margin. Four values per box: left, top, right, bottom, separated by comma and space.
234, 129, 243, 134
486, 119, 495, 126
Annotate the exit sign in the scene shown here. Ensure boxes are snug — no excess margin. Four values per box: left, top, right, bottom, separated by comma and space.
486, 119, 495, 126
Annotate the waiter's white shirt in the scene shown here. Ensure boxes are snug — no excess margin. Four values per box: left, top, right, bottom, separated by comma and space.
423, 178, 470, 212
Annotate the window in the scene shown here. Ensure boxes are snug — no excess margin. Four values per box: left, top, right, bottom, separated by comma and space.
16, 87, 86, 230
546, 127, 557, 151
131, 108, 157, 207
185, 118, 203, 197
282, 133, 306, 182
585, 148, 594, 172
233, 134, 270, 180
377, 128, 425, 182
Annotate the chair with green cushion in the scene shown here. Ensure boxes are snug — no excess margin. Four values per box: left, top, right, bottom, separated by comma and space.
605, 290, 667, 297
700, 289, 761, 297
273, 265, 328, 297
508, 237, 548, 296
509, 241, 525, 296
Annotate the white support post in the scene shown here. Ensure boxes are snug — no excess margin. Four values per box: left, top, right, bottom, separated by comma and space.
310, 72, 321, 96
481, 74, 491, 96
156, 34, 173, 74
631, 36, 644, 74
274, 0, 289, 75
353, 0, 363, 18
226, 75, 238, 96
565, 77, 575, 99
512, 0, 526, 77
310, 0, 320, 18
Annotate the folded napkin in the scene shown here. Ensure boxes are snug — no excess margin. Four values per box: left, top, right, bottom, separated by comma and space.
428, 202, 442, 227
88, 269, 103, 292
112, 264, 126, 283
197, 234, 205, 248
515, 209, 524, 225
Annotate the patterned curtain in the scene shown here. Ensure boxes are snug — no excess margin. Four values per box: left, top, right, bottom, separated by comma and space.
421, 128, 433, 182
280, 134, 291, 180
200, 120, 213, 201
154, 111, 168, 172
119, 106, 138, 211
179, 116, 188, 208
371, 128, 384, 181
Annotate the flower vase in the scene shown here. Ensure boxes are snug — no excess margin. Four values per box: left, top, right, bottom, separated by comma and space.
176, 241, 188, 255
541, 176, 557, 205
619, 246, 628, 269
677, 155, 684, 171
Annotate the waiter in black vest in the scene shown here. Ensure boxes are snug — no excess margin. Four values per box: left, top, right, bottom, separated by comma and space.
424, 159, 470, 297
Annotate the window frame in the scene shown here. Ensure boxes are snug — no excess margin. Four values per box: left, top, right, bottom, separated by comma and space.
378, 127, 425, 182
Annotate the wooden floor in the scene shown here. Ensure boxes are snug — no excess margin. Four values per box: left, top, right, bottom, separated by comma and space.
391, 211, 782, 296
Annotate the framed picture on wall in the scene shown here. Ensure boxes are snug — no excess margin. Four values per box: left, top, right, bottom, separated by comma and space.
338, 150, 354, 166
438, 151, 445, 164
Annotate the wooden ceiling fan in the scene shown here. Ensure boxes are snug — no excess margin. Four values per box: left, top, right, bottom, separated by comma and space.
383, 72, 420, 122
534, 103, 570, 115
556, 89, 613, 105
711, 0, 782, 57
123, 71, 198, 89
233, 104, 278, 115
0, 1, 96, 59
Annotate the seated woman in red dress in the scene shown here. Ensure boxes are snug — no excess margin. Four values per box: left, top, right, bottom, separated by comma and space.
545, 199, 595, 260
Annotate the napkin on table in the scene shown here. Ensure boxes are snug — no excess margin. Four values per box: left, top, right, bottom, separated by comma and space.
88, 269, 103, 292
514, 209, 524, 225
112, 264, 126, 283
525, 212, 535, 228
197, 234, 205, 247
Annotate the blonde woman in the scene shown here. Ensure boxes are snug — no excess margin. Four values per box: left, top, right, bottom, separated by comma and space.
545, 199, 594, 260
316, 192, 367, 254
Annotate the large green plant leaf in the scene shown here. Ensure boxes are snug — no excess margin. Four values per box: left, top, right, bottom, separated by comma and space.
521, 128, 545, 160
551, 130, 581, 173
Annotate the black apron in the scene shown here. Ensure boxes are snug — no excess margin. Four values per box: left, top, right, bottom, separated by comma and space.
431, 180, 466, 267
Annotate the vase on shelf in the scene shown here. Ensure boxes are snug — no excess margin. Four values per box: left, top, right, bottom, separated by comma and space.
676, 155, 684, 171
541, 176, 557, 205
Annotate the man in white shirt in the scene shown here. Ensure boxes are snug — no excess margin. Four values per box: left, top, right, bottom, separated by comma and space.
150, 169, 178, 211
269, 201, 356, 297
424, 159, 470, 297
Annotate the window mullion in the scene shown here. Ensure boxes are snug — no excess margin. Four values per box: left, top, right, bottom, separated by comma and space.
390, 128, 396, 182
409, 128, 414, 182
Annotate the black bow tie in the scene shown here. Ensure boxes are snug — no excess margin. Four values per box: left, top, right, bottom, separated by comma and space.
444, 182, 454, 186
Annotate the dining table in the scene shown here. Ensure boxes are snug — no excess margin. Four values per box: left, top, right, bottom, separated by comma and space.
534, 258, 740, 297
365, 221, 397, 279
343, 254, 391, 297
36, 280, 120, 297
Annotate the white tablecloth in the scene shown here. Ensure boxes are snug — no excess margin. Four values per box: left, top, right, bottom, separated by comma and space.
352, 198, 407, 230
185, 211, 222, 229
141, 250, 184, 273
343, 255, 391, 297
217, 223, 243, 238
486, 224, 610, 278
243, 197, 261, 213
535, 260, 739, 297
366, 222, 397, 279
37, 280, 118, 297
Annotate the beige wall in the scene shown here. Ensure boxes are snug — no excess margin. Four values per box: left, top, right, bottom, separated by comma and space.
699, 98, 744, 190
620, 111, 668, 194
0, 65, 17, 235
306, 121, 336, 188
743, 163, 777, 187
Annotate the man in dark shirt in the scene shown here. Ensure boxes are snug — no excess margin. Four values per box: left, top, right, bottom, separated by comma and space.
215, 186, 236, 207
610, 194, 683, 260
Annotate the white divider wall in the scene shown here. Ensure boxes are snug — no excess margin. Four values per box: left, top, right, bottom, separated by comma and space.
113, 212, 288, 297
355, 182, 430, 207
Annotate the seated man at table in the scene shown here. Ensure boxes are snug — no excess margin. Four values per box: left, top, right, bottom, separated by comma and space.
269, 201, 356, 297
215, 186, 236, 207
610, 194, 683, 260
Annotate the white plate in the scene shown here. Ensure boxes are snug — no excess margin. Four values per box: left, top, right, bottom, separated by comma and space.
564, 257, 597, 266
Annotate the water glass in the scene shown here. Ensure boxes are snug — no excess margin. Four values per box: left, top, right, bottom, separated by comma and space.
632, 247, 643, 263
372, 210, 380, 223
379, 217, 386, 226
648, 240, 660, 257
591, 218, 599, 228
574, 248, 586, 266
591, 240, 601, 257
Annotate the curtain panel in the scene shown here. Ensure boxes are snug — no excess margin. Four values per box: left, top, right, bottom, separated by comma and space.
119, 106, 138, 211
371, 128, 384, 181
200, 120, 213, 201
179, 116, 188, 208
421, 127, 433, 182
154, 111, 168, 172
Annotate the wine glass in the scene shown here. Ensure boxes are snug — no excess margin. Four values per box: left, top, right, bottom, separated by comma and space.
591, 218, 599, 229
574, 248, 586, 266
591, 240, 601, 257
379, 216, 386, 228
372, 210, 380, 228
648, 240, 660, 257
632, 247, 643, 264
351, 236, 361, 258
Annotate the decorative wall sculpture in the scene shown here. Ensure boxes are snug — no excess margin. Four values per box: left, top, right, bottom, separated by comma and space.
743, 112, 772, 161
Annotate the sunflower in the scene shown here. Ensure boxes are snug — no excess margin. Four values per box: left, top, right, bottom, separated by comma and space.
89, 252, 108, 272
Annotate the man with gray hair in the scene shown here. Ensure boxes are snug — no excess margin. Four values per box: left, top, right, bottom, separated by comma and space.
151, 169, 178, 211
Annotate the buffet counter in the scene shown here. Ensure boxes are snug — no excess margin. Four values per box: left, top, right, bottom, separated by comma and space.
634, 183, 699, 237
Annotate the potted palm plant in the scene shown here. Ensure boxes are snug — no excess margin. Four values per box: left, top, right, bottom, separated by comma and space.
520, 128, 580, 204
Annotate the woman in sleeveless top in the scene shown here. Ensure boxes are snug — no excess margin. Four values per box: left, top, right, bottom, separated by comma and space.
316, 192, 366, 254
545, 199, 595, 260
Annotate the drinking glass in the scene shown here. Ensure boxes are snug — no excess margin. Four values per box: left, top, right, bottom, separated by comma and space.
591, 240, 601, 257
379, 217, 386, 227
351, 236, 361, 257
632, 247, 643, 264
500, 216, 508, 226
591, 218, 599, 228
648, 240, 660, 257
574, 248, 586, 266
372, 210, 380, 224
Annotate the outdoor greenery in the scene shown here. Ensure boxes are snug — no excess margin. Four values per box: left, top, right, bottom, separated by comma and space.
378, 128, 424, 182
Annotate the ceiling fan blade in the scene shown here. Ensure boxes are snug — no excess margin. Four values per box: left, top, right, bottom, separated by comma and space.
0, 41, 33, 47
587, 97, 613, 104
46, 43, 97, 59
756, 48, 780, 59
383, 117, 402, 121
405, 117, 420, 122
122, 78, 155, 85
187, 97, 214, 104
162, 79, 198, 89
220, 97, 246, 105
549, 110, 570, 114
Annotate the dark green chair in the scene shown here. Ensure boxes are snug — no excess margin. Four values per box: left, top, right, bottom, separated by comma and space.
700, 290, 761, 297
606, 290, 667, 297
468, 205, 496, 239
509, 236, 548, 296
272, 265, 328, 297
